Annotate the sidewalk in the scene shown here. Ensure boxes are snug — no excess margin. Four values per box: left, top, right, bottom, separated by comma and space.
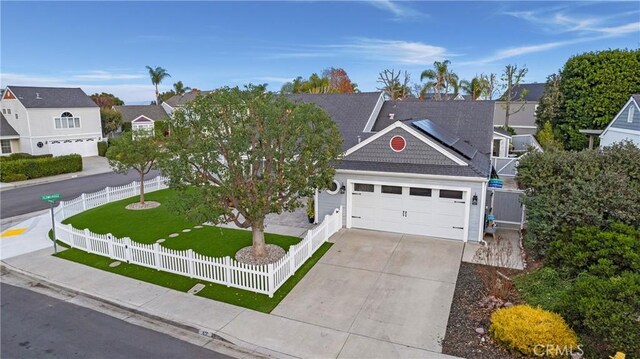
0, 156, 112, 191
1, 215, 461, 358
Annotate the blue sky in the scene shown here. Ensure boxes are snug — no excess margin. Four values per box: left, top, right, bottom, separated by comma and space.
1, 1, 639, 104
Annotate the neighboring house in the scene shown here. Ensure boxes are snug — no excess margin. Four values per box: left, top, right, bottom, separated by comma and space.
0, 86, 102, 157
0, 113, 20, 155
600, 94, 640, 147
114, 105, 169, 135
291, 93, 494, 243
493, 83, 545, 135
161, 90, 213, 115
492, 127, 512, 158
422, 93, 470, 101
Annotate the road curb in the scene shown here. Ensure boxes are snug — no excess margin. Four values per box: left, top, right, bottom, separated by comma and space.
0, 262, 265, 358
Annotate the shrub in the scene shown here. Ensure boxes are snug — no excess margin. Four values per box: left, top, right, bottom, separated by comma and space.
514, 267, 573, 312
547, 223, 640, 277
0, 153, 53, 162
0, 154, 82, 181
97, 141, 108, 157
473, 235, 516, 299
558, 273, 640, 358
490, 304, 578, 357
2, 173, 28, 182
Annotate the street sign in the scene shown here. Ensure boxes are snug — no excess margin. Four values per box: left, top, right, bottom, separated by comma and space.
40, 193, 61, 203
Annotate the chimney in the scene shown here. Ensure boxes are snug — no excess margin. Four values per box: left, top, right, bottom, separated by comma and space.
389, 113, 395, 120
36, 92, 42, 100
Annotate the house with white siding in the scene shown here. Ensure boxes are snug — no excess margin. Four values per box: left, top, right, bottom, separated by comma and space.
291, 93, 494, 243
493, 83, 545, 135
0, 86, 102, 157
600, 94, 640, 147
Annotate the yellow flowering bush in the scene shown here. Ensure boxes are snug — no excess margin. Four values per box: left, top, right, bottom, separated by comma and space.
490, 304, 578, 357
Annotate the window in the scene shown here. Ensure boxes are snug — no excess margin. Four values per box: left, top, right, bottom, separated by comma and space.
54, 112, 80, 129
628, 106, 635, 123
15, 113, 18, 119
381, 185, 402, 194
439, 190, 463, 199
354, 183, 374, 192
410, 187, 432, 197
0, 140, 11, 154
326, 180, 340, 195
1, 109, 5, 114
6, 109, 10, 114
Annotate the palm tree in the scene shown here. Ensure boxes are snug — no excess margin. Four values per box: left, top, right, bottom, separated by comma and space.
420, 60, 459, 99
172, 81, 191, 95
145, 66, 171, 104
459, 77, 483, 100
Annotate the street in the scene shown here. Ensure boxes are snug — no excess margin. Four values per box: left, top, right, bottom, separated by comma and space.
0, 283, 231, 359
0, 170, 160, 219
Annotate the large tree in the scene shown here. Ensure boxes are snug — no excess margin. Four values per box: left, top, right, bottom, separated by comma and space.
322, 67, 357, 93
554, 49, 640, 150
106, 131, 161, 204
99, 108, 123, 137
145, 65, 171, 104
90, 92, 124, 108
160, 85, 343, 258
459, 77, 483, 100
420, 60, 458, 99
378, 69, 411, 100
500, 64, 528, 128
281, 68, 357, 94
173, 81, 191, 95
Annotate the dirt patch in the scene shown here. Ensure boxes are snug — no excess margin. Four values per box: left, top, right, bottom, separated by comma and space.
442, 262, 524, 359
125, 201, 160, 210
235, 244, 285, 266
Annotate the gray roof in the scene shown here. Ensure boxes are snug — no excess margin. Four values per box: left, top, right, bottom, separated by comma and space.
373, 100, 495, 155
632, 94, 640, 105
494, 127, 512, 137
114, 105, 169, 122
164, 90, 214, 108
422, 93, 471, 101
287, 92, 382, 150
499, 83, 545, 102
0, 113, 19, 137
7, 86, 98, 108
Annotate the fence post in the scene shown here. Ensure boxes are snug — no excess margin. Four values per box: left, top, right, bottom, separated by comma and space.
307, 235, 313, 260
157, 176, 161, 189
107, 233, 114, 258
154, 243, 161, 270
105, 187, 110, 203
224, 256, 231, 287
84, 229, 91, 252
289, 245, 295, 274
187, 249, 194, 278
81, 193, 87, 210
268, 263, 275, 298
323, 215, 329, 240
67, 224, 74, 246
124, 237, 131, 263
60, 203, 65, 220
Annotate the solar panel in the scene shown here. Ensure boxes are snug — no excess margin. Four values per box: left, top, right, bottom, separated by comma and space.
412, 119, 478, 160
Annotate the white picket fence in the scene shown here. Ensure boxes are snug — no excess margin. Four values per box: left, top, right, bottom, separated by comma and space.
52, 176, 343, 297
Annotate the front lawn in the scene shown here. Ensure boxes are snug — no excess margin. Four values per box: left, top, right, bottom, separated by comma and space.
56, 188, 330, 312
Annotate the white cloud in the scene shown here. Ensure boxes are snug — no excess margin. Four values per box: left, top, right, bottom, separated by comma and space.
254, 76, 293, 84
0, 72, 166, 104
72, 71, 145, 81
326, 38, 449, 65
366, 0, 425, 19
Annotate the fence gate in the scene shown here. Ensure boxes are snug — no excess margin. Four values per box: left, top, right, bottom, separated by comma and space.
486, 188, 526, 229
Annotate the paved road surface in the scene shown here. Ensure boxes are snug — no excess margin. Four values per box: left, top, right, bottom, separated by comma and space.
0, 283, 231, 359
1, 170, 160, 219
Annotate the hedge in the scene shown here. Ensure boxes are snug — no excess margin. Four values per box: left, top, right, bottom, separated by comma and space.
97, 141, 108, 157
0, 154, 83, 182
0, 153, 53, 162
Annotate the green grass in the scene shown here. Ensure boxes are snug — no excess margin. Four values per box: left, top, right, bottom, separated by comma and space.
62, 189, 301, 257
55, 188, 331, 312
513, 267, 573, 312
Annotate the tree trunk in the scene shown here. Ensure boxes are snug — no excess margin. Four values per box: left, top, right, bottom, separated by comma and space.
155, 84, 159, 104
139, 172, 145, 204
505, 101, 511, 129
251, 219, 267, 258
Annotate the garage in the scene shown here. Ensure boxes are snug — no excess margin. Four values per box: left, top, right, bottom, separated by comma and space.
48, 139, 98, 157
349, 182, 469, 240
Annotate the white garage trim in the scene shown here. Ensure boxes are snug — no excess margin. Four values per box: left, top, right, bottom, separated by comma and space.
337, 169, 487, 183
478, 180, 488, 242
345, 178, 471, 242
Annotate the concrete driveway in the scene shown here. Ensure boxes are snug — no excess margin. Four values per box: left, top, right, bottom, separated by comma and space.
272, 229, 464, 356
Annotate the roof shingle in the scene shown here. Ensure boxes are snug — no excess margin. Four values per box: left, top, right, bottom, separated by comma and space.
499, 83, 546, 102
114, 105, 169, 122
0, 113, 19, 137
7, 86, 98, 108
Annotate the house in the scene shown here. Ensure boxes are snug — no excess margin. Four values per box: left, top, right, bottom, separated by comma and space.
0, 86, 102, 157
114, 105, 169, 135
0, 113, 20, 155
291, 93, 494, 243
161, 89, 213, 115
599, 94, 640, 147
493, 83, 545, 135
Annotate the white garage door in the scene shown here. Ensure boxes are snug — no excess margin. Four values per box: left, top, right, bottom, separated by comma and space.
350, 183, 467, 240
49, 140, 98, 157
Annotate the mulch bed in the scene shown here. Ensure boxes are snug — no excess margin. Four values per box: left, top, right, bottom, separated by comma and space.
442, 262, 525, 359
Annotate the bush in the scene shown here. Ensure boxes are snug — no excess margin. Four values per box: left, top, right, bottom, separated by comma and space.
548, 223, 640, 278
558, 273, 640, 358
514, 267, 573, 312
490, 304, 578, 357
0, 154, 83, 182
97, 141, 108, 157
0, 153, 53, 162
2, 173, 28, 182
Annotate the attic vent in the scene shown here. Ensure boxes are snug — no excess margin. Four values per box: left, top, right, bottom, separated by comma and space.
36, 93, 42, 99
389, 113, 395, 120
357, 135, 362, 143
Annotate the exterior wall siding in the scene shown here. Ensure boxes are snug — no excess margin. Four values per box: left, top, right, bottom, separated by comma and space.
609, 103, 640, 131
318, 171, 486, 242
27, 107, 101, 137
600, 128, 640, 147
493, 102, 538, 134
346, 127, 460, 165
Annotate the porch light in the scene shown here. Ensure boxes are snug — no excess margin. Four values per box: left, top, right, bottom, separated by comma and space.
340, 185, 346, 194
472, 194, 478, 205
